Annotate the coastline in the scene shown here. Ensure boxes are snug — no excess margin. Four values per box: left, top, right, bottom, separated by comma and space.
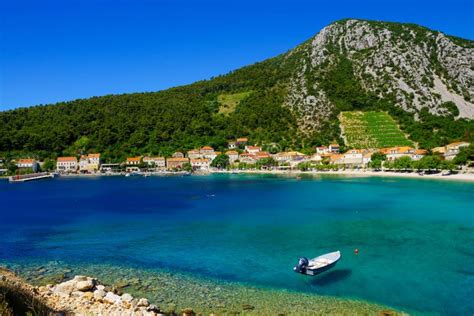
210, 169, 474, 182
4, 169, 472, 183
1, 261, 405, 315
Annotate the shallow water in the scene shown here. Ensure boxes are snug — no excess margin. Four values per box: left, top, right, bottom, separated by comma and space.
1, 174, 473, 315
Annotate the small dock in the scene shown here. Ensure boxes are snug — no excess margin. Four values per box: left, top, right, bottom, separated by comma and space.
9, 172, 55, 183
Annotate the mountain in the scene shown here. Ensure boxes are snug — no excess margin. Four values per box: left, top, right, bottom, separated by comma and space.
1, 19, 473, 160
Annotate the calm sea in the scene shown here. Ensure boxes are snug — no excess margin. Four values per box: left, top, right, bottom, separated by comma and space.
1, 174, 473, 315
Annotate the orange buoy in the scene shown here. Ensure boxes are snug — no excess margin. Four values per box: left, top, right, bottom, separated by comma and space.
354, 248, 359, 255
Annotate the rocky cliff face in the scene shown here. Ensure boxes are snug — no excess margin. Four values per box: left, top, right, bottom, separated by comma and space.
283, 19, 474, 133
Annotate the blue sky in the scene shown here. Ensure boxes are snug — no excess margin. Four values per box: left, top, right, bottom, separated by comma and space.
1, 0, 473, 110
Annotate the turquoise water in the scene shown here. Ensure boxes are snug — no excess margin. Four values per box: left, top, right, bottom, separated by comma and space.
1, 174, 473, 315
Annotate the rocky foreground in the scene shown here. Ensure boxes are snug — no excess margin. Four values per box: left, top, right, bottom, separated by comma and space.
0, 267, 196, 315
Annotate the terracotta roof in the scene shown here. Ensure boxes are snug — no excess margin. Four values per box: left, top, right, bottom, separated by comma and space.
226, 150, 238, 155
57, 157, 77, 162
126, 157, 141, 162
18, 159, 35, 164
190, 158, 210, 163
415, 149, 427, 155
255, 152, 270, 157
187, 149, 200, 154
201, 146, 214, 151
236, 137, 248, 142
246, 146, 261, 150
447, 141, 469, 148
330, 143, 339, 147
432, 146, 446, 153
88, 153, 101, 158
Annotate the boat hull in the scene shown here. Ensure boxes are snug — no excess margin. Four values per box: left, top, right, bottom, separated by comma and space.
296, 260, 339, 276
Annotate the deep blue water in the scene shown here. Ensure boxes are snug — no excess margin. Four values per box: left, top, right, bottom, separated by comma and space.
1, 175, 473, 315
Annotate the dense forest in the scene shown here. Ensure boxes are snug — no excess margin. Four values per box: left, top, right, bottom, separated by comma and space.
1, 19, 473, 161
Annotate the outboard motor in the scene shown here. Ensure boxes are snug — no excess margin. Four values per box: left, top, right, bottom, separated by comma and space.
294, 257, 309, 273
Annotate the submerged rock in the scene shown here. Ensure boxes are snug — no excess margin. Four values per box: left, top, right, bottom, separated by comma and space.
137, 297, 150, 307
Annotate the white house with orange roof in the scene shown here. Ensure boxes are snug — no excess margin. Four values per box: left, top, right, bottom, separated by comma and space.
16, 159, 39, 172
412, 149, 427, 161
380, 147, 415, 161
126, 157, 141, 165
200, 146, 217, 160
245, 146, 261, 154
444, 141, 470, 160
190, 158, 211, 170
56, 157, 78, 173
316, 146, 330, 154
187, 149, 202, 159
225, 150, 239, 163
239, 153, 257, 164
143, 156, 166, 169
79, 153, 101, 173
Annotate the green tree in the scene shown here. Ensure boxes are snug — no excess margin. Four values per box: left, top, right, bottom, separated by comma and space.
182, 162, 192, 172
453, 144, 474, 166
393, 156, 413, 170
414, 155, 442, 170
210, 154, 230, 169
42, 159, 56, 171
256, 157, 277, 169
297, 161, 312, 171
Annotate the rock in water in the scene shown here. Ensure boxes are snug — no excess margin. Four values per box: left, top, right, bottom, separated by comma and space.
137, 297, 150, 307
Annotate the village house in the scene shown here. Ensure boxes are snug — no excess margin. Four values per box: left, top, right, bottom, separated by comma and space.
245, 146, 261, 154
200, 146, 217, 160
363, 152, 373, 165
79, 153, 101, 173
187, 146, 217, 160
172, 152, 185, 158
274, 151, 307, 164
329, 144, 340, 153
143, 156, 166, 169
341, 149, 364, 167
166, 157, 189, 170
316, 146, 330, 154
239, 153, 257, 164
412, 149, 428, 161
56, 157, 78, 173
310, 153, 323, 164
254, 151, 271, 161
126, 157, 141, 165
227, 141, 237, 149
329, 154, 344, 165
190, 158, 211, 171
16, 159, 39, 172
380, 147, 414, 161
187, 149, 202, 159
444, 142, 470, 160
225, 151, 239, 163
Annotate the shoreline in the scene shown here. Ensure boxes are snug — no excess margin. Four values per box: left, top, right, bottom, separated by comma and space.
38, 168, 474, 183
1, 262, 405, 315
211, 169, 474, 182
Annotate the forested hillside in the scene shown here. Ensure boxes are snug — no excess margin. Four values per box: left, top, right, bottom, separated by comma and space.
1, 19, 473, 161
